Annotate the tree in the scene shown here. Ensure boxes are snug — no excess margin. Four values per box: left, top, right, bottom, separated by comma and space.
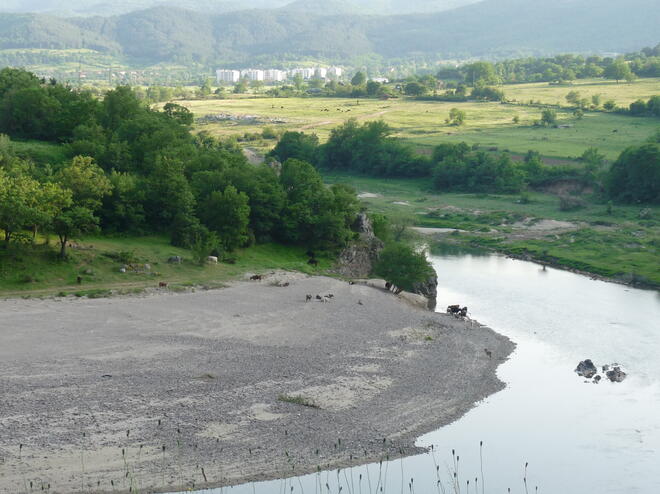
163, 103, 193, 125
268, 131, 319, 164
0, 168, 70, 246
606, 143, 659, 204
351, 71, 366, 86
199, 185, 251, 251
541, 109, 557, 126
58, 156, 113, 211
591, 94, 602, 108
373, 243, 434, 293
464, 62, 499, 86
603, 100, 616, 111
52, 207, 99, 257
604, 60, 633, 83
446, 108, 466, 126
366, 80, 381, 96
292, 73, 305, 91
404, 82, 426, 96
565, 90, 581, 106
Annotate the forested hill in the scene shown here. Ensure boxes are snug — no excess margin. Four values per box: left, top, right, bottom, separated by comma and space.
1, 0, 659, 64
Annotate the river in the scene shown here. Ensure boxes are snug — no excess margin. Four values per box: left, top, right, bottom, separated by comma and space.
176, 250, 660, 494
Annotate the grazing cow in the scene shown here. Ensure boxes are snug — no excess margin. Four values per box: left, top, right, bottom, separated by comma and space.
207, 256, 218, 264
250, 275, 262, 281
446, 304, 461, 314
357, 300, 363, 305
385, 282, 392, 291
167, 256, 182, 264
460, 307, 468, 317
76, 276, 82, 285
315, 295, 323, 300
305, 294, 312, 302
349, 281, 355, 285
484, 349, 492, 359
280, 282, 290, 287
308, 258, 319, 266
159, 282, 168, 288
326, 294, 334, 299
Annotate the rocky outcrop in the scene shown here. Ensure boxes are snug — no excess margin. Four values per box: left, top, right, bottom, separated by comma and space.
606, 366, 627, 383
412, 275, 438, 309
576, 360, 627, 383
575, 359, 598, 378
336, 213, 384, 278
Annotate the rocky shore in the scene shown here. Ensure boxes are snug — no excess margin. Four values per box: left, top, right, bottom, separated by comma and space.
0, 273, 513, 493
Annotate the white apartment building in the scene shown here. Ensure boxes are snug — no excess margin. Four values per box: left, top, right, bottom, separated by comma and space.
264, 69, 287, 82
327, 67, 343, 78
216, 69, 240, 83
241, 69, 265, 81
315, 67, 328, 79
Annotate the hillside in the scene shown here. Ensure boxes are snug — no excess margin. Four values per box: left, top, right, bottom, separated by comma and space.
0, 0, 658, 65
0, 0, 479, 17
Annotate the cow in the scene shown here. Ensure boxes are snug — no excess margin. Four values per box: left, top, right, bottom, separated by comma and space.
167, 256, 183, 264
305, 294, 312, 302
325, 294, 334, 299
76, 276, 82, 285
308, 258, 319, 266
250, 275, 262, 281
460, 307, 468, 317
484, 349, 492, 359
446, 304, 461, 315
207, 256, 218, 264
159, 282, 168, 288
385, 282, 392, 291
315, 295, 323, 300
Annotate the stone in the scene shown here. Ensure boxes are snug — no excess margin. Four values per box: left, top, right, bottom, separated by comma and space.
575, 359, 598, 378
606, 366, 626, 383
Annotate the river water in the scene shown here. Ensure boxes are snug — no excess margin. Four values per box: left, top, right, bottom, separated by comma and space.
178, 251, 660, 494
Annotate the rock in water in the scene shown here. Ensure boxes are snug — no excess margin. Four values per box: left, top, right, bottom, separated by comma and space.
575, 359, 598, 378
606, 366, 627, 383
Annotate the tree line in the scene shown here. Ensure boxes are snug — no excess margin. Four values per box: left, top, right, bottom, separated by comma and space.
0, 68, 362, 258
269, 120, 659, 203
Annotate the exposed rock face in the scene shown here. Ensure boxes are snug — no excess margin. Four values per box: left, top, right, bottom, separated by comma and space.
413, 276, 438, 309
575, 359, 598, 378
336, 213, 384, 278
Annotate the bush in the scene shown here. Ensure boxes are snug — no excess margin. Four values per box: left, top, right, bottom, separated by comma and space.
373, 243, 435, 292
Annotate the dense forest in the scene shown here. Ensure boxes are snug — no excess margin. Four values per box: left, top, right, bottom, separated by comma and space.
0, 0, 658, 65
269, 121, 660, 203
0, 68, 362, 259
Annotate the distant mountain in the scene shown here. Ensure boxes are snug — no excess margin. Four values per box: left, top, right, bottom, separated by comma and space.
0, 0, 658, 65
0, 0, 480, 17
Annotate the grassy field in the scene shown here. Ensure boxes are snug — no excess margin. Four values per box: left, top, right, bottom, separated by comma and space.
182, 78, 659, 160
10, 139, 69, 165
504, 77, 660, 107
323, 171, 660, 287
0, 237, 331, 298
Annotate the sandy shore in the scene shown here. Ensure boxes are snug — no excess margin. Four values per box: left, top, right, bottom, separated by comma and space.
0, 273, 514, 493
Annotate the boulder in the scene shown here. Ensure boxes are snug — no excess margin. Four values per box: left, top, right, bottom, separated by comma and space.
575, 359, 598, 378
606, 366, 627, 383
412, 275, 438, 309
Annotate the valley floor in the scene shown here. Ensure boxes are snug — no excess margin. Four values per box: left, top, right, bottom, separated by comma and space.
0, 273, 513, 493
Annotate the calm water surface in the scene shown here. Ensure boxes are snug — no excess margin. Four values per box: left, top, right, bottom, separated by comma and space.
179, 252, 660, 494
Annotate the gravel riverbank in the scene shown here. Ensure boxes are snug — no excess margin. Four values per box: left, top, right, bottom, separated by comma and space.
0, 273, 514, 493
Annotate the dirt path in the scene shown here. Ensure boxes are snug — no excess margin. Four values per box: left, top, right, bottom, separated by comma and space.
0, 273, 513, 494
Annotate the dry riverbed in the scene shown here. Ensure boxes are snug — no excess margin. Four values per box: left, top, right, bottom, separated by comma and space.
0, 273, 513, 493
